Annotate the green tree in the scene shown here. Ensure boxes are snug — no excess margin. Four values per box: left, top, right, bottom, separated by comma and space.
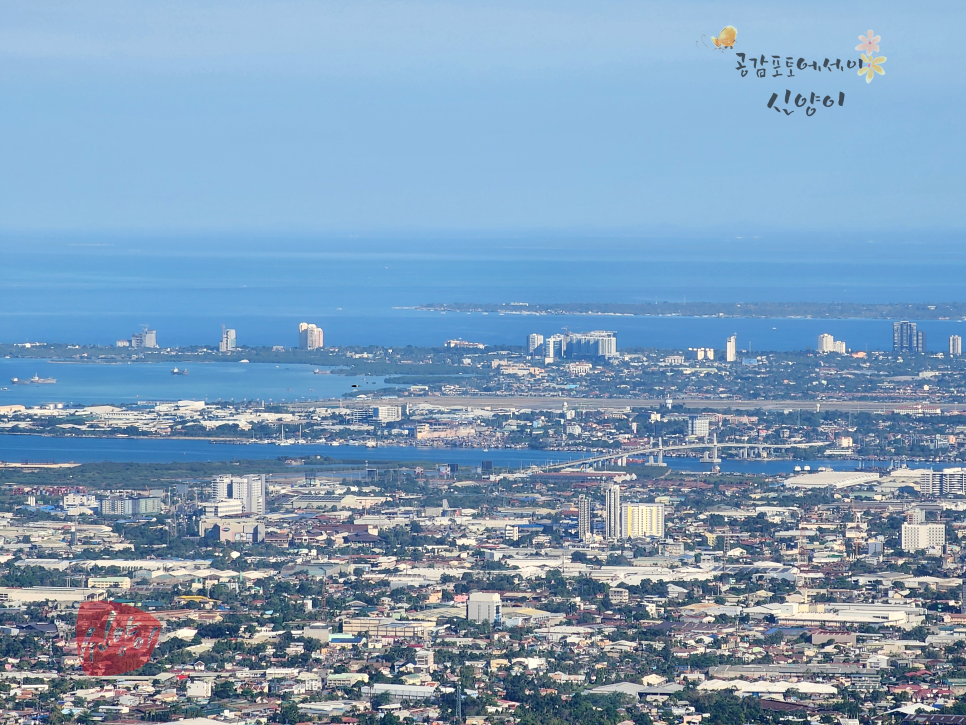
273, 701, 300, 724
212, 680, 236, 699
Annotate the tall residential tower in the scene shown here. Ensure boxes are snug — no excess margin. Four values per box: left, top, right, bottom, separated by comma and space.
210, 474, 266, 515
894, 321, 925, 353
299, 322, 324, 350
605, 484, 621, 540
220, 327, 237, 352
578, 494, 592, 542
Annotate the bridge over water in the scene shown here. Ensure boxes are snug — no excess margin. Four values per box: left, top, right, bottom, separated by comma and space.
540, 435, 825, 471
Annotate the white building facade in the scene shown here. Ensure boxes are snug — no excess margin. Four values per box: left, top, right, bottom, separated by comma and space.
621, 503, 665, 539
466, 592, 502, 623
901, 522, 945, 552
210, 474, 266, 515
299, 322, 324, 350
604, 485, 621, 540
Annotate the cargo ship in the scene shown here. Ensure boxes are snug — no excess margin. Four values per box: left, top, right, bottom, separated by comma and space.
171, 367, 189, 376
11, 374, 57, 385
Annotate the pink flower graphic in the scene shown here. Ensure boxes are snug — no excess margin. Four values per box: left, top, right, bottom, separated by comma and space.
858, 52, 886, 83
856, 30, 880, 54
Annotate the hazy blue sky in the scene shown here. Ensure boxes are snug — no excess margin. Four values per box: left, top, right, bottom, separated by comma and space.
0, 0, 961, 235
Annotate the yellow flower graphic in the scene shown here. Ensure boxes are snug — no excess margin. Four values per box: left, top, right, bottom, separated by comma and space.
858, 52, 886, 83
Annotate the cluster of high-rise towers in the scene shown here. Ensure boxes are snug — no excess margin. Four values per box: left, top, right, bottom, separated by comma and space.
577, 485, 665, 542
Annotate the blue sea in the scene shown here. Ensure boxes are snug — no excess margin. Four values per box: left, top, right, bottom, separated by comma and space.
0, 433, 863, 475
0, 360, 383, 405
3, 234, 966, 351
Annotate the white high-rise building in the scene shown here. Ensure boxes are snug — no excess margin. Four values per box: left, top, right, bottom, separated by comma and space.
605, 484, 621, 540
578, 494, 592, 541
901, 522, 945, 552
235, 474, 266, 515
63, 493, 97, 508
689, 417, 710, 438
466, 592, 502, 623
906, 508, 926, 525
371, 406, 402, 423
621, 503, 665, 539
726, 335, 737, 362
918, 468, 966, 496
220, 327, 237, 352
131, 327, 158, 349
299, 322, 324, 350
544, 334, 567, 362
211, 475, 231, 502
210, 474, 265, 515
951, 335, 962, 356
567, 331, 618, 359
817, 333, 846, 354
527, 333, 544, 355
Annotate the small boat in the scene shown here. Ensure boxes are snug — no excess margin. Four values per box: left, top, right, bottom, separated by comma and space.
171, 367, 189, 376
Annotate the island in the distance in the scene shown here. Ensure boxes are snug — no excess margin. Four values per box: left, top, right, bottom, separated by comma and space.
416, 301, 966, 320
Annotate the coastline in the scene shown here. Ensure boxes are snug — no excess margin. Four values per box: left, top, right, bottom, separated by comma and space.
415, 302, 966, 321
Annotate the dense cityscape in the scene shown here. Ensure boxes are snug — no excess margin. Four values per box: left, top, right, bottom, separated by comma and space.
2, 4, 960, 725
2, 316, 966, 725
0, 442, 965, 725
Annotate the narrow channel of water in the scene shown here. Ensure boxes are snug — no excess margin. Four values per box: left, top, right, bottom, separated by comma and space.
0, 433, 869, 474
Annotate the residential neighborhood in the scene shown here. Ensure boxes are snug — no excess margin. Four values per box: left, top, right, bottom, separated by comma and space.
0, 452, 963, 725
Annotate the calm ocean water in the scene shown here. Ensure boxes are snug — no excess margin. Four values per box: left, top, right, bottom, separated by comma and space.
3, 235, 966, 351
0, 360, 383, 405
0, 433, 862, 474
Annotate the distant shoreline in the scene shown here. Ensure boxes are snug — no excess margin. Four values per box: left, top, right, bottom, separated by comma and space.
415, 302, 966, 320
